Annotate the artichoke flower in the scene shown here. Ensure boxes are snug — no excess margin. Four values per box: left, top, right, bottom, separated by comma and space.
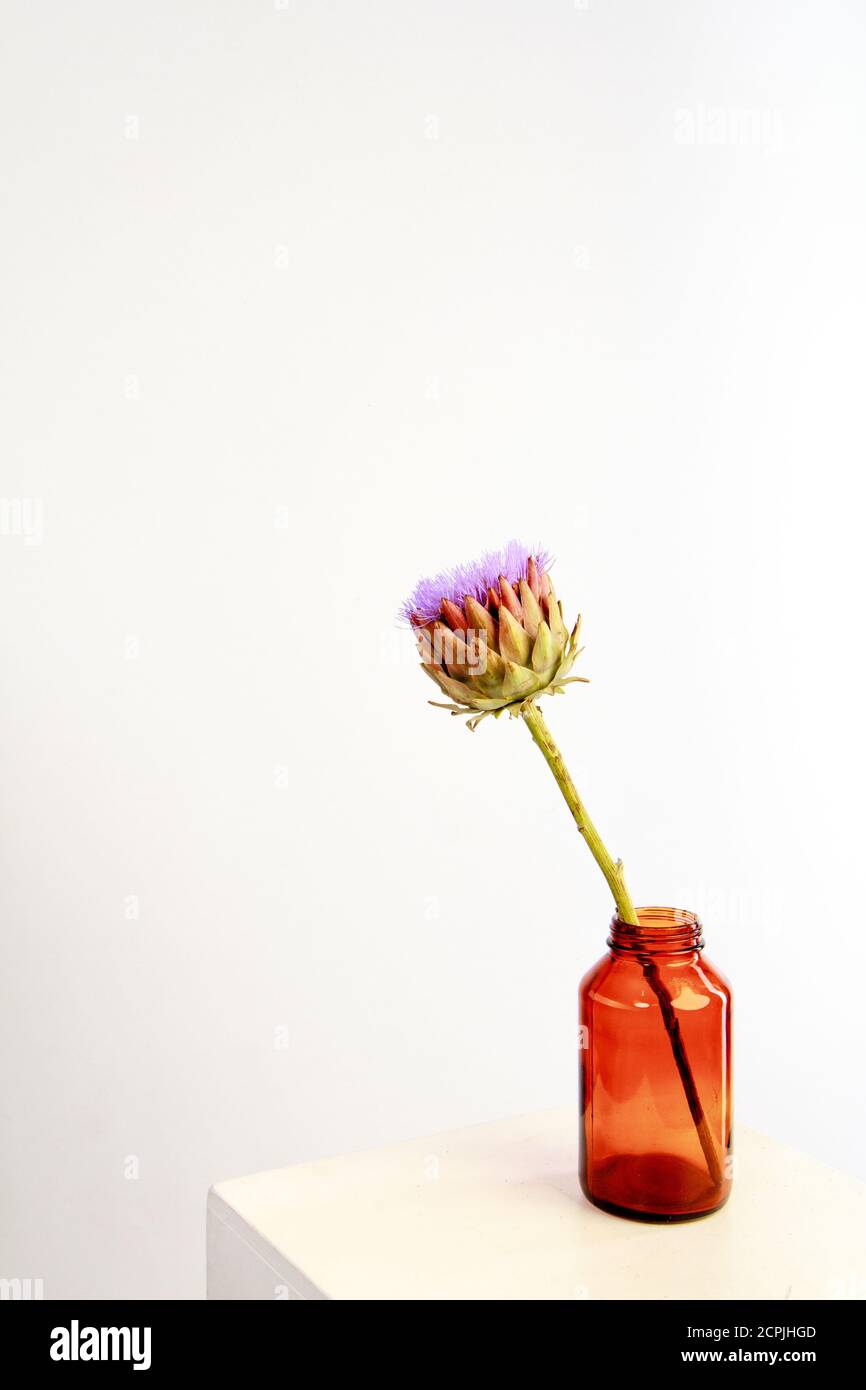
402, 540, 723, 1187
401, 541, 723, 1189
402, 541, 586, 730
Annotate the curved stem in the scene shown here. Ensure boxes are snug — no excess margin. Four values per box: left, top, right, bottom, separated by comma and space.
520, 700, 639, 925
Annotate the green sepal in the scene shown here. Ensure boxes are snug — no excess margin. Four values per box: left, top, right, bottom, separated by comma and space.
498, 607, 531, 666
518, 580, 543, 639
501, 661, 538, 701
531, 619, 558, 673
471, 648, 507, 695
422, 665, 505, 710
545, 577, 569, 648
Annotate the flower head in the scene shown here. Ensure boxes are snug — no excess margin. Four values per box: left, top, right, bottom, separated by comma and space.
403, 540, 586, 729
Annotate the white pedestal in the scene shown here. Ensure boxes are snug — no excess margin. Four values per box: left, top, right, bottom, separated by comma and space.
207, 1108, 866, 1301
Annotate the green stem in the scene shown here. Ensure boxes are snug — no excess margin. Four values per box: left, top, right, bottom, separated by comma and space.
521, 699, 723, 1188
520, 700, 639, 925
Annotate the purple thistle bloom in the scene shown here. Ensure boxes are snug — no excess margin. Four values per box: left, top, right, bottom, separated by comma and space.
400, 540, 553, 625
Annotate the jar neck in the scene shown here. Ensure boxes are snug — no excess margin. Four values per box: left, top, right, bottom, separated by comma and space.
608, 906, 704, 957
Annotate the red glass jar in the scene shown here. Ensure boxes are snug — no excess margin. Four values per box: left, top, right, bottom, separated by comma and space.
579, 907, 732, 1221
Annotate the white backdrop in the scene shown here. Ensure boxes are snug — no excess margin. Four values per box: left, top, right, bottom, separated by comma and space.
2, 0, 865, 1299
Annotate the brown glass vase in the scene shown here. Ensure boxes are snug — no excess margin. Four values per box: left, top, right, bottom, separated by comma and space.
579, 907, 732, 1221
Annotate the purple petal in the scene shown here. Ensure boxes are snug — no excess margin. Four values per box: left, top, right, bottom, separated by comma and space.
400, 540, 553, 625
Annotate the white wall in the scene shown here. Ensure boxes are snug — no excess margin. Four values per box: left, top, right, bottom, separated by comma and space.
2, 0, 864, 1299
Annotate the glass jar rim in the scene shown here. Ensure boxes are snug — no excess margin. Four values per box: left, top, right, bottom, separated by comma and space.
608, 906, 704, 954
